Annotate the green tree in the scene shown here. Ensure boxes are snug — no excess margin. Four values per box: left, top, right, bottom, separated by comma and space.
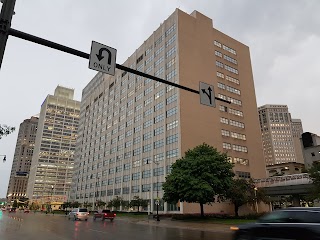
225, 178, 269, 217
308, 163, 320, 199
95, 200, 106, 209
121, 200, 130, 210
29, 202, 40, 211
107, 196, 123, 210
162, 143, 234, 217
82, 201, 92, 208
71, 201, 81, 208
0, 125, 15, 139
61, 202, 72, 210
130, 196, 148, 212
12, 200, 18, 208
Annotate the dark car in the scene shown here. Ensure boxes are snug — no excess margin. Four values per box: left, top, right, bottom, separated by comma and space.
231, 207, 320, 240
93, 209, 116, 221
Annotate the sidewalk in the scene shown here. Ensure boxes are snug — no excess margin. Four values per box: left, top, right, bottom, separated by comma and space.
118, 217, 232, 233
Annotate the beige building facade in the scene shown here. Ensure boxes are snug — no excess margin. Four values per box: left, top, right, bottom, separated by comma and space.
71, 9, 265, 214
26, 86, 80, 206
6, 116, 38, 203
258, 105, 304, 166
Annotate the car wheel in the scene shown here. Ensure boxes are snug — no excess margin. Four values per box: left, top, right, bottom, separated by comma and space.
93, 217, 96, 221
110, 218, 114, 222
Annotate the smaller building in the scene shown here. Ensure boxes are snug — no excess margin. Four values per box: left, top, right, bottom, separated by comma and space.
266, 162, 305, 177
301, 132, 320, 168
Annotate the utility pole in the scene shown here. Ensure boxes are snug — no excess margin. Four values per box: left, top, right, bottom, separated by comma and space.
0, 0, 16, 69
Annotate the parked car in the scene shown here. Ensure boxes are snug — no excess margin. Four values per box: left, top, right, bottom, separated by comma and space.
9, 208, 16, 213
231, 207, 320, 240
24, 209, 30, 213
68, 208, 89, 221
93, 209, 116, 221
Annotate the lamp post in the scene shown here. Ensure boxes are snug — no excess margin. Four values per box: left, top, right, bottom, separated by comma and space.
154, 159, 160, 222
254, 187, 259, 213
50, 185, 54, 213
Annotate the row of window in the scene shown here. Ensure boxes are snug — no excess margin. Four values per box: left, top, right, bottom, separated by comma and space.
214, 40, 237, 55
219, 105, 243, 117
217, 82, 241, 95
221, 129, 246, 140
223, 142, 248, 152
220, 117, 245, 128
216, 61, 238, 75
217, 94, 242, 106
215, 51, 237, 65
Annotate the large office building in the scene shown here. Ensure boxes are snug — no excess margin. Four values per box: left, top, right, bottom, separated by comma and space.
71, 9, 266, 214
258, 105, 304, 168
6, 116, 38, 203
26, 86, 80, 206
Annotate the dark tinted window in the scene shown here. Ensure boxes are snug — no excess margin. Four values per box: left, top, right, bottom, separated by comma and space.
79, 208, 88, 212
102, 210, 111, 213
291, 211, 320, 223
258, 211, 291, 223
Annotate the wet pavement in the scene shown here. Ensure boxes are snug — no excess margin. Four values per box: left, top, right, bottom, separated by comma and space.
0, 211, 232, 240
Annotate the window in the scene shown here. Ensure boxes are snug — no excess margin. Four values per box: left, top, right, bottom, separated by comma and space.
124, 163, 131, 170
123, 175, 130, 182
220, 117, 229, 124
155, 56, 164, 67
216, 61, 224, 68
214, 40, 222, 48
223, 142, 231, 150
226, 85, 241, 95
133, 148, 141, 156
166, 133, 178, 144
167, 149, 178, 158
154, 89, 164, 99
224, 55, 237, 65
223, 44, 237, 55
107, 189, 113, 196
225, 64, 238, 75
229, 108, 243, 117
236, 171, 251, 179
134, 126, 142, 133
142, 170, 151, 179
154, 102, 164, 111
143, 132, 152, 141
122, 187, 129, 194
115, 177, 121, 184
215, 50, 222, 58
155, 66, 164, 77
166, 107, 177, 117
153, 182, 163, 191
142, 184, 151, 192
153, 167, 164, 176
132, 172, 140, 181
166, 58, 175, 69
166, 94, 177, 104
232, 144, 248, 153
166, 69, 176, 81
125, 141, 132, 148
229, 119, 245, 128
221, 129, 230, 137
154, 126, 164, 135
108, 178, 114, 185
133, 160, 141, 168
219, 105, 228, 112
114, 188, 121, 195
116, 166, 122, 172
154, 139, 164, 149
232, 157, 249, 166
144, 108, 153, 117
166, 34, 176, 47
165, 24, 176, 37
154, 114, 164, 124
135, 93, 143, 102
166, 46, 176, 58
143, 119, 153, 128
144, 86, 153, 96
131, 185, 139, 193
154, 35, 164, 47
143, 144, 152, 152
155, 46, 164, 57
167, 120, 178, 130
217, 82, 225, 90
217, 72, 224, 79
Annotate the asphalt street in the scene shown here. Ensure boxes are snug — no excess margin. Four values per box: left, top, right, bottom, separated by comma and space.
0, 211, 232, 240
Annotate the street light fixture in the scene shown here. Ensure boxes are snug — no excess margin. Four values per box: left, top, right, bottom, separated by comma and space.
254, 187, 259, 213
51, 185, 54, 213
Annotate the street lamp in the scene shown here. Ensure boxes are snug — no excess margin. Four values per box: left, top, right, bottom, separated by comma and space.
154, 159, 160, 222
0, 155, 6, 162
51, 185, 54, 213
254, 187, 259, 213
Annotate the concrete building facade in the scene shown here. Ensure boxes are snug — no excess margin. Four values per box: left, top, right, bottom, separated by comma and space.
258, 105, 304, 166
26, 86, 80, 206
301, 132, 320, 168
71, 9, 265, 214
6, 116, 38, 203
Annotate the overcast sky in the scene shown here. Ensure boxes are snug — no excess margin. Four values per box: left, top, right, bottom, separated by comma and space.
0, 0, 319, 198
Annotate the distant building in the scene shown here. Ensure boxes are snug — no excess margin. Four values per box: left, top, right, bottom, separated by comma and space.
70, 9, 265, 215
266, 162, 305, 177
258, 105, 304, 166
26, 86, 80, 207
301, 132, 320, 168
6, 116, 38, 203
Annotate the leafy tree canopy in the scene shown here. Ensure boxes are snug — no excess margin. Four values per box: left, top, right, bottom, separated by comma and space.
162, 143, 234, 216
0, 125, 15, 139
130, 196, 148, 212
308, 163, 320, 199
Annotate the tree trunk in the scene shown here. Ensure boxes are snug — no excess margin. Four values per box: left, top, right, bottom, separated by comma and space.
200, 203, 204, 218
234, 204, 239, 217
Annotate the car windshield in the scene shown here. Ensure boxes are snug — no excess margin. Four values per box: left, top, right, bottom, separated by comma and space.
258, 210, 320, 223
79, 208, 88, 212
258, 211, 291, 223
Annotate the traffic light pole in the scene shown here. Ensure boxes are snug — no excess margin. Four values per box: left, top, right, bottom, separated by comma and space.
0, 0, 16, 69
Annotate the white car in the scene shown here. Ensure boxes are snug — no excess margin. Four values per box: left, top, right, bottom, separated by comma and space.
68, 208, 89, 221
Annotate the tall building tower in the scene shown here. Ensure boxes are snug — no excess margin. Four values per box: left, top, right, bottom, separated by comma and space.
26, 86, 80, 207
71, 9, 265, 214
6, 116, 38, 203
258, 105, 304, 166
